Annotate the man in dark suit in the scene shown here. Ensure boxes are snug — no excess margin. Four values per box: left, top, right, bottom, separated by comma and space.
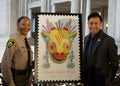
82, 12, 119, 86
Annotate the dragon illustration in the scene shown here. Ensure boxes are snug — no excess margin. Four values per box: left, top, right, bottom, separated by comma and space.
41, 19, 77, 67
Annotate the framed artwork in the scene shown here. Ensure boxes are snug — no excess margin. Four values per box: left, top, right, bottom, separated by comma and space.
34, 13, 82, 83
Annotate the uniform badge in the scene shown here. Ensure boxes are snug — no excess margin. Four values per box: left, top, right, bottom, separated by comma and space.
7, 39, 15, 48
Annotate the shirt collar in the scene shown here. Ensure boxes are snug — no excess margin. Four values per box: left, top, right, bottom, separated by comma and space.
17, 33, 27, 40
90, 30, 101, 39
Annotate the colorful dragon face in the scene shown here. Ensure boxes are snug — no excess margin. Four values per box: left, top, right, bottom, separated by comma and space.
41, 19, 77, 64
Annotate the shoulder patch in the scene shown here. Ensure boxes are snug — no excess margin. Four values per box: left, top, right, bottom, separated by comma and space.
7, 39, 15, 48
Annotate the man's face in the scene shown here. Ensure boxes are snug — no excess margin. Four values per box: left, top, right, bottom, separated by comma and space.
17, 18, 31, 35
88, 17, 102, 35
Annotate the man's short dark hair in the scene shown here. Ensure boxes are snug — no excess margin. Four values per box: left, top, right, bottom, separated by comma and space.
17, 16, 30, 24
88, 12, 102, 22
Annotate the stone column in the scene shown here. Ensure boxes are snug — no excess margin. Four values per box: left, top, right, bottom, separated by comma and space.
80, 0, 83, 13
10, 0, 19, 37
71, 0, 80, 13
0, 0, 10, 44
28, 8, 32, 19
51, 3, 55, 13
113, 0, 120, 42
108, 0, 116, 38
85, 0, 91, 36
41, 0, 47, 12
108, 0, 120, 54
46, 0, 50, 12
19, 0, 28, 16
19, 0, 25, 16
27, 8, 32, 38
24, 0, 27, 16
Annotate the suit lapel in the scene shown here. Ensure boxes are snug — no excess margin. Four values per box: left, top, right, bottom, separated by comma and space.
84, 34, 91, 51
91, 38, 101, 56
91, 30, 106, 56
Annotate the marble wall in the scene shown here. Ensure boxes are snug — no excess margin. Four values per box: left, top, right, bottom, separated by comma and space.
0, 0, 9, 44
108, 0, 120, 54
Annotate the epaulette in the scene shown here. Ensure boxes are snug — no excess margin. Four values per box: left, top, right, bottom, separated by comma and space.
7, 39, 15, 48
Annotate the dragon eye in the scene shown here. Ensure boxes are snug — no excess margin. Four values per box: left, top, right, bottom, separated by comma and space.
48, 42, 56, 50
63, 42, 71, 50
66, 45, 70, 49
50, 45, 54, 49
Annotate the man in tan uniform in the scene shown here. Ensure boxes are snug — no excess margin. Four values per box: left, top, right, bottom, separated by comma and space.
1, 16, 33, 86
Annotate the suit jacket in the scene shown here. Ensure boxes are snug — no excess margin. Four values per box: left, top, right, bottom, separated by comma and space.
82, 30, 119, 85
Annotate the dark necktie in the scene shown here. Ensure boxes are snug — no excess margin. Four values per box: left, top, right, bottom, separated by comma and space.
25, 38, 30, 65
